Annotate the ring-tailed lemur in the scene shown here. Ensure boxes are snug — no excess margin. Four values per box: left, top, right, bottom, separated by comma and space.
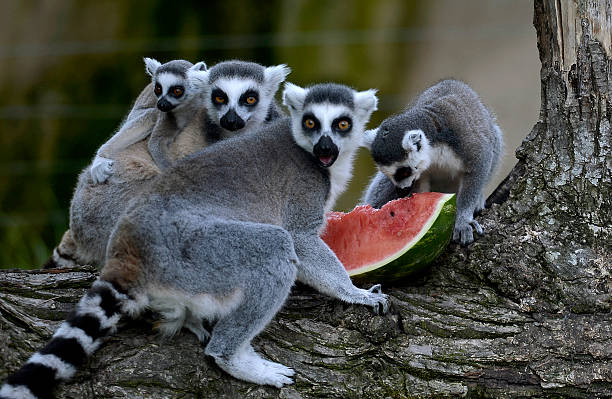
91, 58, 208, 183
145, 58, 208, 171
43, 60, 291, 269
0, 82, 384, 397
202, 60, 287, 142
362, 79, 503, 246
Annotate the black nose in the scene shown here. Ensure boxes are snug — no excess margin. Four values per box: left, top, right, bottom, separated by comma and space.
220, 109, 245, 131
157, 98, 175, 112
313, 135, 339, 167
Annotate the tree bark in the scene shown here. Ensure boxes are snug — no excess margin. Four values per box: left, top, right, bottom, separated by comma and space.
1, 1, 611, 397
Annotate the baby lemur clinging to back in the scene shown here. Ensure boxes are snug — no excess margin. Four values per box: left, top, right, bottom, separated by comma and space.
44, 59, 290, 269
90, 58, 208, 183
1, 82, 386, 397
362, 79, 503, 245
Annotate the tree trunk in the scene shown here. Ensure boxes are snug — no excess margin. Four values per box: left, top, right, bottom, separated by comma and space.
1, 1, 610, 397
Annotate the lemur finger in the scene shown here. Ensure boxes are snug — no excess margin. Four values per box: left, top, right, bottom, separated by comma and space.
368, 293, 388, 315
368, 284, 382, 294
452, 227, 461, 243
379, 297, 389, 314
453, 224, 474, 246
471, 220, 484, 236
461, 229, 474, 246
91, 168, 107, 184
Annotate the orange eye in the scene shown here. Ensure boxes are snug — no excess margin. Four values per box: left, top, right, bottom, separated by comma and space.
154, 84, 162, 96
337, 120, 350, 131
172, 87, 184, 97
304, 119, 315, 129
215, 96, 225, 104
246, 96, 257, 105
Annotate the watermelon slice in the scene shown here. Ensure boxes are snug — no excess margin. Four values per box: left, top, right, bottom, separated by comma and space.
321, 192, 456, 282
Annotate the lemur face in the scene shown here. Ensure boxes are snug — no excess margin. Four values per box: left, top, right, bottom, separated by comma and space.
207, 78, 261, 131
283, 83, 378, 168
363, 124, 431, 189
203, 61, 290, 134
153, 72, 188, 112
144, 58, 207, 113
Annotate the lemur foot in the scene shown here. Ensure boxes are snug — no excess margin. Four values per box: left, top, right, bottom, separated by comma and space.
185, 320, 211, 343
91, 156, 114, 184
213, 346, 294, 388
453, 219, 484, 246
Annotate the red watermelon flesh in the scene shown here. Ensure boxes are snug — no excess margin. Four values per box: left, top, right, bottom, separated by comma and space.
321, 192, 456, 281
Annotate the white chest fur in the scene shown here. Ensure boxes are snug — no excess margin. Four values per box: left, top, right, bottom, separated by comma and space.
325, 151, 355, 213
428, 144, 464, 177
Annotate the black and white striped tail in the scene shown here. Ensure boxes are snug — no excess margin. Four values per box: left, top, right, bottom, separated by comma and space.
0, 280, 129, 399
42, 247, 80, 270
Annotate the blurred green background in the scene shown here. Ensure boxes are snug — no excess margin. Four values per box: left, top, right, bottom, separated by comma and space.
0, 0, 539, 268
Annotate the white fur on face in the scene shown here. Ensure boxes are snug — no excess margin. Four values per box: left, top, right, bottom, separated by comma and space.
156, 73, 182, 97
155, 72, 193, 108
291, 102, 362, 157
380, 129, 432, 189
205, 78, 266, 131
379, 129, 465, 190
290, 102, 365, 212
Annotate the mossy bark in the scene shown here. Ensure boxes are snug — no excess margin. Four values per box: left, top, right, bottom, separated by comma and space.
1, 1, 611, 397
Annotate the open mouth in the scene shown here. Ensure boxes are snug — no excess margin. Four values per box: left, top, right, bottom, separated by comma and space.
317, 154, 338, 167
313, 136, 339, 168
318, 155, 336, 167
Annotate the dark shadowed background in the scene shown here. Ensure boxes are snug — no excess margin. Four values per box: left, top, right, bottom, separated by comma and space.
0, 0, 539, 268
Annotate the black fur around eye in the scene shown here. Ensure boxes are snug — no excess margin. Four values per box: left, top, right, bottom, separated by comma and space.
333, 117, 352, 134
239, 90, 259, 107
154, 83, 162, 96
394, 166, 413, 182
211, 89, 228, 106
302, 114, 320, 132
170, 86, 184, 98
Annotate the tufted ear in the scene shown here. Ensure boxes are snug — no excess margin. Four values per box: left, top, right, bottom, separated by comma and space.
362, 128, 379, 150
190, 61, 207, 72
402, 129, 425, 151
264, 64, 291, 93
282, 82, 306, 112
354, 89, 378, 122
187, 69, 209, 90
144, 57, 162, 76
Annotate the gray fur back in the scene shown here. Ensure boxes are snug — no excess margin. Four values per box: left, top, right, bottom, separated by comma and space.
372, 79, 500, 169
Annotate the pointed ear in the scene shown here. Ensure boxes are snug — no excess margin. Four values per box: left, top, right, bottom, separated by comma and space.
354, 89, 378, 121
402, 129, 424, 151
187, 69, 209, 90
362, 128, 379, 150
282, 82, 306, 112
264, 64, 291, 93
190, 61, 207, 72
144, 57, 162, 76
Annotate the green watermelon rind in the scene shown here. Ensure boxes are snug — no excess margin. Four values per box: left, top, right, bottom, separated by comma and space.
349, 193, 456, 283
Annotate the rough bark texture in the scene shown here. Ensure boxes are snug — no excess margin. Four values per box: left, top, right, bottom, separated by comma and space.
1, 1, 611, 397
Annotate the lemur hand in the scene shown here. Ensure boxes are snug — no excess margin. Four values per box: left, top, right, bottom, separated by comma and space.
91, 156, 114, 184
361, 284, 389, 315
453, 217, 484, 246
